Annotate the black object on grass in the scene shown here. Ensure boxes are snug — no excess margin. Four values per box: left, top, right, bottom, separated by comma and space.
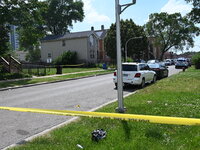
91, 129, 106, 142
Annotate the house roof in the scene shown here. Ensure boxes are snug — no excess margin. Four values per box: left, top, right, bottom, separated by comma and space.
95, 30, 108, 39
62, 30, 96, 39
41, 29, 108, 42
42, 35, 64, 41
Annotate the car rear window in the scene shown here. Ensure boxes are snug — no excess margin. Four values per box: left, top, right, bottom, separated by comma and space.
177, 60, 186, 62
122, 65, 137, 71
148, 64, 159, 68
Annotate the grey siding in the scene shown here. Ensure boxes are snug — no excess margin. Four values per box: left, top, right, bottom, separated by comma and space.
41, 37, 89, 63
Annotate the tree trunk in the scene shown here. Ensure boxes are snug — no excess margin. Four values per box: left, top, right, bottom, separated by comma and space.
159, 51, 165, 61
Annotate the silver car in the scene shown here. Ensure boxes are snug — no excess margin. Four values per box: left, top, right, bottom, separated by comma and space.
175, 58, 188, 69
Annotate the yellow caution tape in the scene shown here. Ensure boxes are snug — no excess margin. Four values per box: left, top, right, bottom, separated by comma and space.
0, 106, 200, 126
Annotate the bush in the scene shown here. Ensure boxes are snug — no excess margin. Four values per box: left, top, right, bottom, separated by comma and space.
86, 62, 97, 68
192, 53, 200, 69
53, 51, 77, 65
126, 57, 134, 62
0, 73, 31, 80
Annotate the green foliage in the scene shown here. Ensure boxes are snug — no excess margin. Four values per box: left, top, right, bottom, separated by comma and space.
185, 0, 200, 23
16, 1, 48, 51
42, 0, 84, 35
26, 47, 41, 63
105, 19, 148, 60
0, 0, 84, 56
0, 73, 31, 80
145, 12, 199, 60
192, 52, 200, 69
53, 51, 77, 65
0, 25, 10, 56
0, 0, 46, 54
126, 57, 134, 62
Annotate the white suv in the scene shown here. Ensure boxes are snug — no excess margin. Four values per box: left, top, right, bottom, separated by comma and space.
113, 63, 156, 88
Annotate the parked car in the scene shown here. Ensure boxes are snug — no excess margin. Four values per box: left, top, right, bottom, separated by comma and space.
164, 59, 172, 66
113, 63, 156, 88
147, 60, 159, 64
175, 58, 189, 69
171, 59, 175, 65
148, 63, 169, 79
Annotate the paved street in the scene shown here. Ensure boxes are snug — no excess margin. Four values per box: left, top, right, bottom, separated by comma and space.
0, 65, 181, 149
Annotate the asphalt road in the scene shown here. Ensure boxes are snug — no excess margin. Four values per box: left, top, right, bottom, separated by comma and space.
0, 65, 181, 149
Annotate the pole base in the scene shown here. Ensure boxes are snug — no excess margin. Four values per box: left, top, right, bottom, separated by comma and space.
115, 107, 127, 113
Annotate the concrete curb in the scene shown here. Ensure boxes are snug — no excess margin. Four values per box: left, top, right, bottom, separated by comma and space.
0, 72, 112, 91
2, 91, 136, 150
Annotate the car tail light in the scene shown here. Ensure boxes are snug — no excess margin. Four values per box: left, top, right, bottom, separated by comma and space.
134, 73, 141, 78
114, 72, 117, 76
153, 68, 160, 71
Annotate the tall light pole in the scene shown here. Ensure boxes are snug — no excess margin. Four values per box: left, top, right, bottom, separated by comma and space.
125, 36, 142, 62
115, 0, 136, 113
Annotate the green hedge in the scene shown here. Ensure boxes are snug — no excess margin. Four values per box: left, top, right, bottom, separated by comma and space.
0, 73, 31, 80
192, 52, 200, 69
53, 51, 77, 65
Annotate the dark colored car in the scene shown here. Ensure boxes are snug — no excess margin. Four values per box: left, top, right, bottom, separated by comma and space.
148, 63, 169, 79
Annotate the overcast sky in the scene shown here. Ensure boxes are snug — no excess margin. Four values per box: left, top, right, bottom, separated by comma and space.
72, 0, 199, 53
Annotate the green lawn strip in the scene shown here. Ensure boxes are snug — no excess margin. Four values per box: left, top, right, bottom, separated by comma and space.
0, 70, 112, 89
22, 67, 102, 76
10, 68, 200, 150
45, 67, 101, 75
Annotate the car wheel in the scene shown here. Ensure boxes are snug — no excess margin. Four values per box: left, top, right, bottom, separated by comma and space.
165, 73, 169, 78
139, 78, 145, 89
151, 75, 156, 83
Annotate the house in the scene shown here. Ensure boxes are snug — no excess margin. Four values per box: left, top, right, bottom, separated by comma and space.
15, 50, 28, 62
41, 26, 107, 64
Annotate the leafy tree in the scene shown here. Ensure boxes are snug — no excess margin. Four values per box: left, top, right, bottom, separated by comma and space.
0, 0, 84, 57
0, 0, 14, 56
53, 51, 77, 65
26, 47, 41, 62
105, 19, 148, 61
145, 12, 199, 60
192, 52, 200, 69
0, 0, 45, 56
17, 0, 47, 50
185, 0, 200, 23
0, 25, 10, 56
42, 0, 84, 35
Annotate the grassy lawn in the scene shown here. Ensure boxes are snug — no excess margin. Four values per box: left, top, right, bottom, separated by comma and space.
48, 67, 101, 75
0, 70, 112, 89
10, 67, 200, 150
22, 67, 101, 76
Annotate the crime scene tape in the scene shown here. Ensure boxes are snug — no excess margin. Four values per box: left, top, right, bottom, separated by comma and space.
0, 106, 200, 126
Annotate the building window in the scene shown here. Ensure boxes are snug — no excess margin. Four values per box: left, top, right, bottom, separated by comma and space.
62, 40, 66, 46
90, 50, 95, 58
89, 35, 94, 47
48, 53, 52, 58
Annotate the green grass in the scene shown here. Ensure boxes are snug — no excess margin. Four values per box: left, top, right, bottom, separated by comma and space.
0, 70, 112, 89
10, 67, 200, 150
22, 67, 101, 76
